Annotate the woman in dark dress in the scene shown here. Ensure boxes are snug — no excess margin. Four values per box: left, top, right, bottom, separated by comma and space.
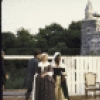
51, 52, 69, 100
32, 53, 55, 100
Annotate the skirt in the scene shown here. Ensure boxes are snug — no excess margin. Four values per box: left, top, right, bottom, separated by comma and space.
33, 75, 55, 100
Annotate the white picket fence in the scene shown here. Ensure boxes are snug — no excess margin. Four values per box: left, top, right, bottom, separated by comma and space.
4, 55, 100, 96
62, 56, 100, 96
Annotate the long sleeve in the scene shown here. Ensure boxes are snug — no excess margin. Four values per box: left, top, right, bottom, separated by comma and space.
2, 57, 6, 73
34, 59, 39, 74
25, 59, 33, 82
1, 57, 6, 84
24, 58, 39, 89
60, 64, 67, 76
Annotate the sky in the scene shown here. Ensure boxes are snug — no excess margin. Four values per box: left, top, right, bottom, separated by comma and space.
2, 0, 100, 34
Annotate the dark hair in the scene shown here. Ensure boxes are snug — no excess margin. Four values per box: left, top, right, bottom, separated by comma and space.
54, 54, 61, 64
33, 49, 41, 57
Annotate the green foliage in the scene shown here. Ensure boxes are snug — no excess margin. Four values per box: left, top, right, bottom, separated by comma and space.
1, 32, 16, 50
5, 68, 26, 89
89, 51, 96, 55
2, 21, 81, 55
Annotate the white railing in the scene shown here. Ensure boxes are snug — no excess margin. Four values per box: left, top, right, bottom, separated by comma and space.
4, 55, 54, 60
4, 55, 100, 96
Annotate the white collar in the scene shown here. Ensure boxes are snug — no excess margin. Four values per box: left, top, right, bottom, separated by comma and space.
38, 61, 50, 67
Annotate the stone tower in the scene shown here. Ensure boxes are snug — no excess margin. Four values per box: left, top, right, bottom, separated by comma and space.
81, 0, 100, 55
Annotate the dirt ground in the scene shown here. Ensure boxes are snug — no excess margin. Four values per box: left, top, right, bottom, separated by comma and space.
3, 96, 100, 100
3, 89, 100, 100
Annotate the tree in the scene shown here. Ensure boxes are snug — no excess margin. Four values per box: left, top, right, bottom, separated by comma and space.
1, 32, 16, 52
16, 28, 33, 48
2, 21, 82, 55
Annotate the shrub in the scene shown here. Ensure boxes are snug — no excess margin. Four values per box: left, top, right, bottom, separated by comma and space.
5, 68, 26, 89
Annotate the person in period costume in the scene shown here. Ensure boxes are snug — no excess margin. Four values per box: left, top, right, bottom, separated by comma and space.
51, 52, 69, 100
1, 50, 9, 100
32, 53, 55, 100
1, 51, 9, 90
24, 49, 41, 100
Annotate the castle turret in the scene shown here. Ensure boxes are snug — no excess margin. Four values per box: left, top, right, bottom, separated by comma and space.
81, 0, 100, 55
85, 0, 93, 20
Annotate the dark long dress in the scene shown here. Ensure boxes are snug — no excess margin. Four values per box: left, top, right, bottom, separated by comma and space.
34, 65, 55, 100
